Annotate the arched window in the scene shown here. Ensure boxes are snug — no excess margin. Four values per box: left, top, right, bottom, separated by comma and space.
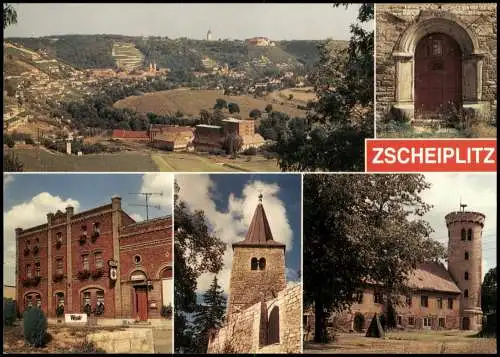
464, 271, 469, 280
82, 291, 92, 314
96, 290, 105, 316
464, 289, 469, 298
268, 306, 280, 344
467, 229, 472, 241
461, 229, 466, 241
55, 292, 65, 317
259, 258, 266, 270
464, 252, 469, 260
35, 294, 41, 308
251, 258, 258, 270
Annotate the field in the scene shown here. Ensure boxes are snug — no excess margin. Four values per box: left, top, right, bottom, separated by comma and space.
8, 146, 281, 172
9, 147, 159, 172
113, 88, 307, 118
304, 330, 497, 354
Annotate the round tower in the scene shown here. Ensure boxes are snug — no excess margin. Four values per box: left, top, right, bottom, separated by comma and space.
445, 206, 485, 331
206, 28, 212, 41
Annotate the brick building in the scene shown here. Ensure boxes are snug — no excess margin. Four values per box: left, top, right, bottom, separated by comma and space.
16, 197, 172, 325
304, 207, 486, 337
376, 3, 497, 123
193, 118, 265, 153
207, 196, 301, 353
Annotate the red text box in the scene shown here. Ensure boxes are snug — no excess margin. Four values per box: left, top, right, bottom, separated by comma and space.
365, 139, 497, 172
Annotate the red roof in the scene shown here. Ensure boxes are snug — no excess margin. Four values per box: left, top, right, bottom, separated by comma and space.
112, 130, 149, 139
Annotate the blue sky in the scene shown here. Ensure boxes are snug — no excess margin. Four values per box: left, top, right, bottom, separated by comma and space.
176, 173, 301, 294
3, 173, 173, 285
4, 3, 368, 41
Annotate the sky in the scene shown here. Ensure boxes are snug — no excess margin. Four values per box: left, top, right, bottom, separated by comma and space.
421, 173, 497, 279
3, 173, 173, 286
176, 173, 302, 295
4, 3, 367, 40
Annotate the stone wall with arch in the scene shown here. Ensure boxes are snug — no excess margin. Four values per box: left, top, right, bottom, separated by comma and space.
376, 3, 496, 122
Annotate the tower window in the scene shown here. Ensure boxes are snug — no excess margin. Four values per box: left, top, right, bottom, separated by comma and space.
464, 289, 469, 298
251, 257, 258, 270
464, 271, 469, 280
259, 258, 266, 270
448, 297, 453, 309
461, 229, 466, 241
464, 252, 469, 260
467, 229, 472, 241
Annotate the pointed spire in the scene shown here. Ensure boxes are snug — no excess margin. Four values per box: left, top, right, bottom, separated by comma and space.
232, 196, 285, 249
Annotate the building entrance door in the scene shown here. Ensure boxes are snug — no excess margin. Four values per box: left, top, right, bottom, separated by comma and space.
462, 317, 470, 330
415, 32, 462, 118
135, 286, 148, 321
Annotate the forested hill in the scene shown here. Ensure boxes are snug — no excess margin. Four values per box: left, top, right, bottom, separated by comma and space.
7, 35, 346, 73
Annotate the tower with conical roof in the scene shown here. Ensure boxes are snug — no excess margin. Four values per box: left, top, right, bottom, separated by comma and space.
445, 203, 485, 330
226, 194, 286, 319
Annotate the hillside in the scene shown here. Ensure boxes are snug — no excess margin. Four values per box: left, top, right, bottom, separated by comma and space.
8, 35, 344, 73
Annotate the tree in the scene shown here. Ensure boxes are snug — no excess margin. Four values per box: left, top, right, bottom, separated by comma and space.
223, 132, 243, 156
174, 182, 226, 353
4, 151, 23, 172
249, 108, 262, 119
265, 104, 273, 113
192, 276, 227, 353
303, 174, 445, 343
200, 109, 212, 124
3, 4, 17, 29
275, 4, 374, 172
481, 267, 497, 314
227, 102, 240, 114
213, 98, 228, 110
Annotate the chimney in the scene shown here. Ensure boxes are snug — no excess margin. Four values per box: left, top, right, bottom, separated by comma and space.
66, 206, 74, 217
112, 196, 122, 210
47, 213, 54, 225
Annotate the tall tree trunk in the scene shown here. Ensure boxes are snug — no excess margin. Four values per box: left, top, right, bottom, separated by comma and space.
314, 299, 326, 343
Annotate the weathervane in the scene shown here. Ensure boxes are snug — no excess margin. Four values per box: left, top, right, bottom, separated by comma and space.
258, 192, 263, 203
459, 197, 467, 212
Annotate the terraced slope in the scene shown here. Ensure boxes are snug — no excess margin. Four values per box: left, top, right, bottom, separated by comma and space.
112, 42, 144, 71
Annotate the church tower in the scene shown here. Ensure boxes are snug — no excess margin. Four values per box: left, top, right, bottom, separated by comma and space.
445, 204, 485, 331
226, 194, 286, 319
206, 28, 212, 41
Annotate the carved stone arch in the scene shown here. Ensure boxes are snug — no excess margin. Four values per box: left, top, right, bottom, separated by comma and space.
126, 267, 149, 281
23, 290, 42, 300
391, 10, 486, 119
78, 284, 106, 294
155, 263, 173, 279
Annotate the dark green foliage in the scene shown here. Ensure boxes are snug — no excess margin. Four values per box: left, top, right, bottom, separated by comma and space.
23, 307, 47, 347
366, 314, 384, 338
222, 133, 243, 155
481, 267, 496, 314
304, 174, 446, 343
4, 298, 17, 326
386, 302, 397, 329
258, 111, 290, 141
242, 147, 257, 156
4, 134, 15, 147
174, 182, 226, 353
228, 102, 240, 114
353, 312, 365, 332
214, 98, 228, 110
192, 276, 227, 353
161, 304, 173, 319
249, 108, 262, 119
476, 312, 496, 337
3, 3, 17, 29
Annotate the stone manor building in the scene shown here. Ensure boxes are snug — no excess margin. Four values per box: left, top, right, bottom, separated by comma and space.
304, 207, 486, 337
16, 197, 173, 325
376, 3, 497, 123
207, 196, 301, 353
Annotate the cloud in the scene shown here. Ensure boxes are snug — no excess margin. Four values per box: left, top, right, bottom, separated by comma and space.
3, 193, 80, 285
176, 175, 294, 294
4, 174, 14, 187
139, 173, 174, 215
422, 173, 497, 278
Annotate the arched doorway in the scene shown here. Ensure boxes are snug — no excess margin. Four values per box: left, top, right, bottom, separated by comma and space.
130, 270, 149, 321
462, 317, 470, 330
415, 33, 462, 118
268, 306, 280, 344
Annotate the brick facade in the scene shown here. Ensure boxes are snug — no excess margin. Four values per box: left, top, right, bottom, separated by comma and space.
376, 3, 497, 122
16, 197, 172, 323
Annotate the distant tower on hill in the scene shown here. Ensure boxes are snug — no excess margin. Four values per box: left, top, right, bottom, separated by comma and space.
445, 203, 485, 331
207, 28, 212, 41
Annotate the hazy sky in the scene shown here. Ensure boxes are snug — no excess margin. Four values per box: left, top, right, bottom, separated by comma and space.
4, 3, 366, 40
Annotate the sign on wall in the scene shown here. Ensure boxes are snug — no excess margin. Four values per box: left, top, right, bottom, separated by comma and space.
64, 313, 88, 323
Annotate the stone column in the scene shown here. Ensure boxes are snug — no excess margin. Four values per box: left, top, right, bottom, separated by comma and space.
111, 196, 123, 318
66, 207, 74, 312
46, 214, 53, 317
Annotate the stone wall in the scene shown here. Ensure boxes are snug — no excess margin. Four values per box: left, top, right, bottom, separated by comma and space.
376, 3, 497, 121
207, 283, 302, 354
87, 328, 154, 353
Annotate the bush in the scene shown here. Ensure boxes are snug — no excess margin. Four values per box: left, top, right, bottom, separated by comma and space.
4, 298, 17, 326
56, 305, 64, 317
242, 147, 257, 156
70, 340, 106, 353
23, 306, 47, 347
161, 304, 172, 319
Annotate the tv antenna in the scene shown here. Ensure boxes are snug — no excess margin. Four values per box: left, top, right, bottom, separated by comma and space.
128, 192, 163, 220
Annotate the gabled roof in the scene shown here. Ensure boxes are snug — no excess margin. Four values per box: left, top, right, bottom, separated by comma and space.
233, 199, 285, 249
407, 262, 461, 294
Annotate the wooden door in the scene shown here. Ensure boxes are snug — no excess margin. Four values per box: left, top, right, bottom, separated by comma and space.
135, 287, 148, 321
415, 33, 462, 118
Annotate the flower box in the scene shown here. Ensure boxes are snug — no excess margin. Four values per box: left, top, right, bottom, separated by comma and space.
77, 270, 91, 280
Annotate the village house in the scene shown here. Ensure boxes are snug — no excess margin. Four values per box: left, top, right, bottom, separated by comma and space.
16, 197, 172, 325
304, 207, 486, 337
207, 196, 301, 353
